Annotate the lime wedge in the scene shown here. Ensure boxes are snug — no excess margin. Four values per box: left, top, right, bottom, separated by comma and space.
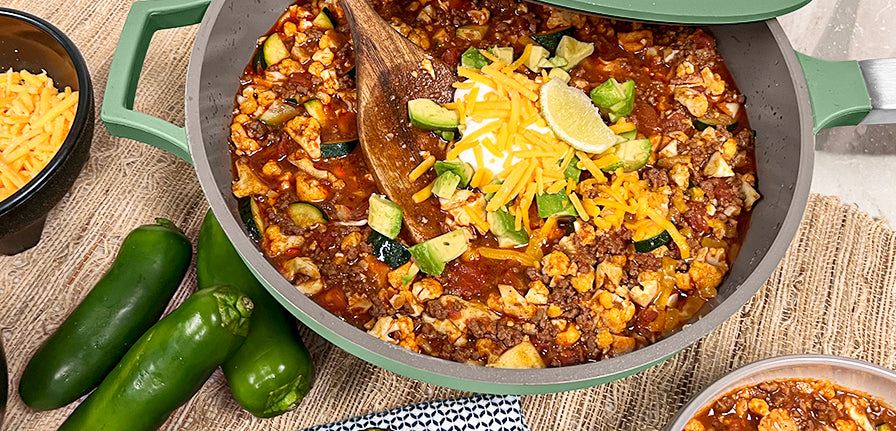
539, 78, 618, 154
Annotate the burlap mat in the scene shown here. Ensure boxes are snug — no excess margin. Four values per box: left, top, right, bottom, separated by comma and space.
2, 0, 895, 429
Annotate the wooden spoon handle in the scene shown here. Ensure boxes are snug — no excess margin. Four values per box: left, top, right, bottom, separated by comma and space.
340, 0, 458, 243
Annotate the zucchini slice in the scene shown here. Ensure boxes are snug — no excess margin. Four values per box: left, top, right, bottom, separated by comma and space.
258, 99, 303, 126
530, 27, 575, 53
321, 139, 358, 158
368, 231, 411, 268
287, 202, 328, 228
263, 33, 290, 67
633, 230, 672, 253
694, 114, 737, 131
238, 198, 264, 241
407, 99, 459, 132
368, 194, 403, 239
312, 7, 336, 30
252, 49, 267, 71
303, 99, 327, 124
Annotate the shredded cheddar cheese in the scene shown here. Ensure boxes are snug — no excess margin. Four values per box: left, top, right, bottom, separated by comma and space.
0, 69, 78, 201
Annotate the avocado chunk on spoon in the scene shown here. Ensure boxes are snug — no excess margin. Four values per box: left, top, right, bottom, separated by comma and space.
340, 0, 458, 243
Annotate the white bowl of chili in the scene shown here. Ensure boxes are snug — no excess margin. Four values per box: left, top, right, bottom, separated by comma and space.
664, 355, 896, 431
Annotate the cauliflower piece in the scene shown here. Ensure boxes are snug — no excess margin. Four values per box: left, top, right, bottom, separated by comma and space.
556, 323, 581, 347
629, 279, 659, 307
669, 163, 690, 188
659, 140, 678, 159
688, 261, 723, 298
674, 87, 709, 117
597, 259, 624, 288
311, 47, 334, 66
741, 180, 761, 210
748, 398, 770, 417
281, 256, 323, 295
721, 138, 738, 160
700, 67, 726, 95
684, 419, 705, 431
525, 280, 549, 305
232, 159, 270, 198
497, 284, 536, 319
368, 315, 419, 352
347, 292, 372, 314
412, 278, 443, 302
294, 172, 328, 202
230, 122, 260, 154
283, 116, 321, 159
759, 409, 799, 431
618, 30, 653, 52
542, 251, 571, 278
439, 295, 498, 332
440, 190, 488, 234
423, 316, 464, 344
570, 271, 595, 293
387, 261, 415, 288
488, 339, 546, 369
676, 61, 695, 77
265, 225, 304, 256
703, 152, 734, 178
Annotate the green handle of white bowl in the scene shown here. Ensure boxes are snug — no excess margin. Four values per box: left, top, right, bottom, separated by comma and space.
100, 0, 211, 164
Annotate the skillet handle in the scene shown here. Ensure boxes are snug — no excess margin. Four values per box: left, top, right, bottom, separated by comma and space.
100, 0, 211, 164
795, 52, 871, 134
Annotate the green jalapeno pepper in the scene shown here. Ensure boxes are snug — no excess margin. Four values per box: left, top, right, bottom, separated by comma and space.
58, 285, 253, 431
196, 210, 315, 418
19, 219, 192, 411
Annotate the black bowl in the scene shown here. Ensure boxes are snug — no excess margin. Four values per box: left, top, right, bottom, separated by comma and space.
0, 9, 94, 255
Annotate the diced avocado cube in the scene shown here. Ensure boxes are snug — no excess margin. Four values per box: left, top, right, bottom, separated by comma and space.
461, 46, 490, 69
590, 78, 626, 108
601, 139, 651, 173
408, 230, 469, 275
368, 194, 403, 239
434, 159, 475, 187
488, 47, 514, 64
407, 98, 459, 131
432, 171, 461, 199
487, 210, 528, 247
524, 45, 551, 73
563, 155, 581, 182
548, 68, 570, 83
556, 36, 594, 71
548, 56, 568, 68
536, 192, 578, 218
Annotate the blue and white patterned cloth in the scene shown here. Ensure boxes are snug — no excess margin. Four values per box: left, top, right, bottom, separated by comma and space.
302, 394, 531, 431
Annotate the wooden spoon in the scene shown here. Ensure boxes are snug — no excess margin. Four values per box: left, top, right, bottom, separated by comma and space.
340, 0, 457, 243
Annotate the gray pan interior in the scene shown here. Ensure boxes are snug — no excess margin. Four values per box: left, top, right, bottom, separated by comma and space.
186, 0, 813, 394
